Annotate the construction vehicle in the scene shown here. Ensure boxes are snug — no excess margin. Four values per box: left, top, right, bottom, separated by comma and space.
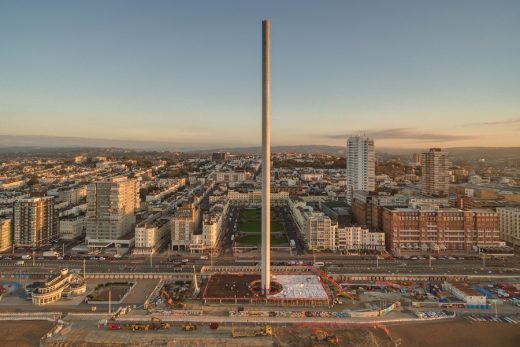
337, 290, 359, 301
160, 288, 187, 309
310, 329, 339, 345
129, 323, 150, 331
181, 322, 197, 331
150, 317, 171, 330
231, 325, 273, 338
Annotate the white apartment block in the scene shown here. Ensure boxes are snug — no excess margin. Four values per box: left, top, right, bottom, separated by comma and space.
86, 177, 139, 242
336, 226, 385, 251
134, 217, 171, 255
498, 207, 520, 248
346, 136, 375, 203
59, 215, 85, 240
0, 218, 12, 252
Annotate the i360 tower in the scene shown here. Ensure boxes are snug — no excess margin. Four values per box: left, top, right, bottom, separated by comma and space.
261, 19, 271, 295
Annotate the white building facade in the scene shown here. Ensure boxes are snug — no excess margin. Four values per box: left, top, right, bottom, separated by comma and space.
346, 136, 375, 203
498, 207, 520, 249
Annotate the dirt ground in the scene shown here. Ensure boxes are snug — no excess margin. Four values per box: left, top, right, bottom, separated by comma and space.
0, 320, 54, 347
388, 319, 520, 347
203, 274, 259, 299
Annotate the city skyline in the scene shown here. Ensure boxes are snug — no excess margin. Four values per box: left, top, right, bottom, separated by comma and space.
2, 0, 520, 149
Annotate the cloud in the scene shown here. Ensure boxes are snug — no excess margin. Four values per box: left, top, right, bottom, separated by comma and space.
323, 128, 474, 142
476, 117, 520, 126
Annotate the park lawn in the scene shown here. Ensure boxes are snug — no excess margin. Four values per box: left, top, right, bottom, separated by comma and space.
238, 220, 284, 233
236, 234, 288, 246
240, 209, 261, 220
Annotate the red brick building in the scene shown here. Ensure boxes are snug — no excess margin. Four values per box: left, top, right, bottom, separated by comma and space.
382, 207, 500, 254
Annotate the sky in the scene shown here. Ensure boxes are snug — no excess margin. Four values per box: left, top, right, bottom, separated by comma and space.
1, 0, 520, 150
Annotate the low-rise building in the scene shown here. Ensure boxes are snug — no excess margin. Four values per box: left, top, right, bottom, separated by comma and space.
336, 226, 385, 251
59, 215, 85, 240
30, 269, 86, 305
443, 282, 487, 305
228, 191, 289, 205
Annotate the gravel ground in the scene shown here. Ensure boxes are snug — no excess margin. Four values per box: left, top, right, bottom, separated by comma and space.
388, 319, 520, 347
0, 320, 54, 347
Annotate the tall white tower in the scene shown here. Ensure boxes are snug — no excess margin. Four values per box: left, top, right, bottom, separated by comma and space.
346, 136, 375, 203
261, 19, 271, 294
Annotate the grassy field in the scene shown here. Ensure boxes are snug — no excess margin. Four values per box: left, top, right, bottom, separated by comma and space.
238, 208, 284, 233
236, 234, 288, 246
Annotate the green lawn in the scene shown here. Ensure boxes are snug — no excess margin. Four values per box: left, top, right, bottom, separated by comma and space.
238, 208, 284, 233
236, 234, 288, 246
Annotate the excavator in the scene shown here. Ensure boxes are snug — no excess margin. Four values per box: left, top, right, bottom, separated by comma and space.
310, 329, 339, 345
337, 290, 359, 301
160, 288, 187, 309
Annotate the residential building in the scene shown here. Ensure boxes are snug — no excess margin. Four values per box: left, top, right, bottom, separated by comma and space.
211, 152, 228, 161
86, 177, 139, 242
190, 202, 229, 253
14, 196, 58, 247
304, 212, 335, 251
171, 203, 199, 251
210, 171, 249, 182
228, 191, 289, 205
421, 148, 450, 197
134, 216, 171, 255
382, 207, 500, 254
497, 207, 520, 249
346, 136, 375, 203
57, 186, 87, 205
352, 191, 408, 230
0, 218, 12, 252
59, 215, 85, 240
336, 226, 385, 251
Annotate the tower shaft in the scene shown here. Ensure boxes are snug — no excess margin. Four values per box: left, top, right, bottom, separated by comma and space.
261, 19, 271, 295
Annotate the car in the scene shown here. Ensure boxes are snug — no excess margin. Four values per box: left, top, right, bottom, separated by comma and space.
57, 256, 64, 260
99, 257, 106, 260
199, 255, 208, 260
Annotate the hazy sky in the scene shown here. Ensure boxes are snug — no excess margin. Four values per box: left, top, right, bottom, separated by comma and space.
1, 0, 519, 149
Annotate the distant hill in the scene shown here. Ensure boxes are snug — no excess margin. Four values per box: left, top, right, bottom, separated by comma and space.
0, 135, 518, 162
192, 145, 345, 155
